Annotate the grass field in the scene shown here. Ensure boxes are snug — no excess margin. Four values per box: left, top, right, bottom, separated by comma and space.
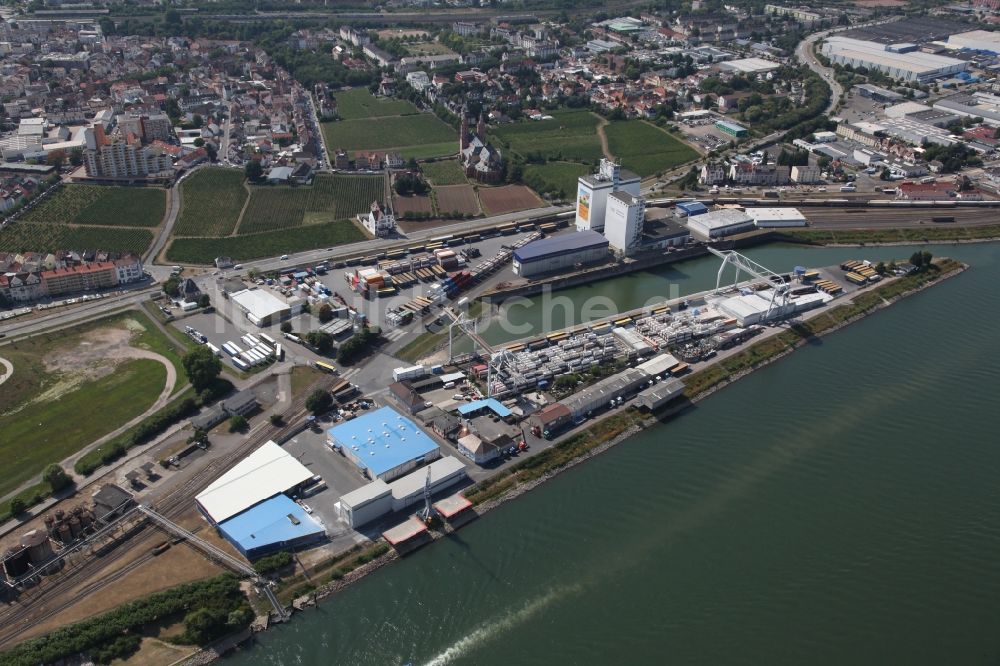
404, 41, 456, 56
492, 110, 604, 164
0, 222, 154, 254
0, 358, 165, 498
323, 114, 457, 152
174, 168, 246, 237
0, 310, 184, 500
396, 142, 458, 160
420, 159, 468, 185
605, 121, 699, 177
166, 219, 368, 264
22, 185, 166, 228
334, 87, 419, 120
523, 161, 589, 199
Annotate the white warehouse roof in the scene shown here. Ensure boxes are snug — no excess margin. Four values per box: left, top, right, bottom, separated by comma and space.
230, 288, 289, 321
822, 36, 966, 80
744, 207, 807, 227
196, 441, 313, 523
688, 209, 754, 231
636, 353, 680, 377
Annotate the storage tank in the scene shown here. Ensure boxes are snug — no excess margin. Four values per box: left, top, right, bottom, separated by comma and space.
20, 530, 53, 565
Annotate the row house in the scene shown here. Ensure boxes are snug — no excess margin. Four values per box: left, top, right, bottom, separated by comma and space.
728, 162, 790, 186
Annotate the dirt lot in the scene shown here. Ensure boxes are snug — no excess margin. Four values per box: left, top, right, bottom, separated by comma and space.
434, 184, 480, 216
393, 193, 433, 216
478, 185, 544, 216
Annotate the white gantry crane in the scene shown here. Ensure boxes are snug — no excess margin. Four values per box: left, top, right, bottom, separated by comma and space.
708, 247, 791, 322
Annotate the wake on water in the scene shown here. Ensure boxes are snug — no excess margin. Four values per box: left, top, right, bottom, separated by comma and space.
421, 583, 583, 666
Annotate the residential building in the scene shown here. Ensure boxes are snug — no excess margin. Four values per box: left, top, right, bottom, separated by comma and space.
699, 162, 727, 185
40, 261, 118, 297
114, 254, 144, 283
790, 165, 821, 183
83, 127, 172, 179
363, 201, 396, 238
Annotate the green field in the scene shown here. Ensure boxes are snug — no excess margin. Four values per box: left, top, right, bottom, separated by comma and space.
174, 167, 247, 237
22, 185, 166, 228
0, 310, 185, 501
334, 87, 419, 120
492, 110, 605, 164
322, 114, 457, 152
0, 222, 153, 254
420, 159, 468, 185
169, 172, 382, 263
523, 161, 590, 199
397, 142, 458, 160
605, 121, 699, 177
239, 175, 384, 234
167, 219, 367, 264
0, 359, 165, 499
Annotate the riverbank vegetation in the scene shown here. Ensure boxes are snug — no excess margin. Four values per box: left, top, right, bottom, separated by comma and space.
1, 574, 252, 666
782, 225, 1000, 245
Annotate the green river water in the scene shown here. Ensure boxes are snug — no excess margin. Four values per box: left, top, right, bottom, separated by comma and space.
227, 242, 1000, 666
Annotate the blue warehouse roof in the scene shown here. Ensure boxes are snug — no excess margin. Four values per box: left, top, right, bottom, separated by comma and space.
218, 494, 324, 558
327, 406, 439, 477
457, 398, 512, 418
676, 201, 708, 215
513, 230, 609, 263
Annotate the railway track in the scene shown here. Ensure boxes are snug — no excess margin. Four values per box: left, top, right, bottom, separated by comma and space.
0, 377, 335, 648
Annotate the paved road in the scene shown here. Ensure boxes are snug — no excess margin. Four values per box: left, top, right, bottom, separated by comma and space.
796, 29, 844, 116
0, 290, 154, 339
235, 204, 571, 275
0, 355, 11, 386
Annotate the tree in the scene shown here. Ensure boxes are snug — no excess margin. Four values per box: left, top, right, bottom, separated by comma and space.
182, 607, 227, 645
317, 303, 334, 323
305, 389, 333, 416
9, 497, 26, 516
198, 293, 211, 308
245, 160, 264, 183
910, 251, 925, 269
194, 137, 205, 148
43, 464, 72, 492
280, 321, 293, 334
269, 414, 283, 426
46, 149, 66, 168
228, 415, 248, 432
69, 147, 83, 167
921, 250, 933, 268
183, 346, 222, 391
305, 329, 334, 354
163, 276, 181, 297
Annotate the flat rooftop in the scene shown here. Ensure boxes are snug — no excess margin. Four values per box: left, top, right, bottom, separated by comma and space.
327, 406, 439, 478
383, 516, 429, 545
218, 494, 324, 553
230, 288, 289, 319
433, 494, 472, 519
513, 230, 609, 263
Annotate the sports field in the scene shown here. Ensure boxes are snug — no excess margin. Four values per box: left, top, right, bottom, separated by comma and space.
167, 170, 382, 263
605, 121, 699, 177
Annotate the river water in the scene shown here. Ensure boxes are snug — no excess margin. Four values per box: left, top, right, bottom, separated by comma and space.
227, 242, 1000, 666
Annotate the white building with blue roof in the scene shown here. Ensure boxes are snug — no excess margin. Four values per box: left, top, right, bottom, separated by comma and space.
326, 406, 441, 481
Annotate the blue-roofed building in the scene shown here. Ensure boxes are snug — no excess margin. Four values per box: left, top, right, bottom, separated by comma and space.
326, 406, 441, 481
512, 230, 610, 278
457, 398, 512, 420
674, 201, 708, 218
217, 494, 325, 560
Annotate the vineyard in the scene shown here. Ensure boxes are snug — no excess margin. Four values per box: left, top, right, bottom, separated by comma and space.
0, 222, 154, 254
236, 174, 384, 234
21, 185, 166, 228
322, 114, 456, 153
174, 168, 247, 237
420, 159, 468, 186
604, 121, 699, 177
491, 109, 605, 164
166, 219, 367, 264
